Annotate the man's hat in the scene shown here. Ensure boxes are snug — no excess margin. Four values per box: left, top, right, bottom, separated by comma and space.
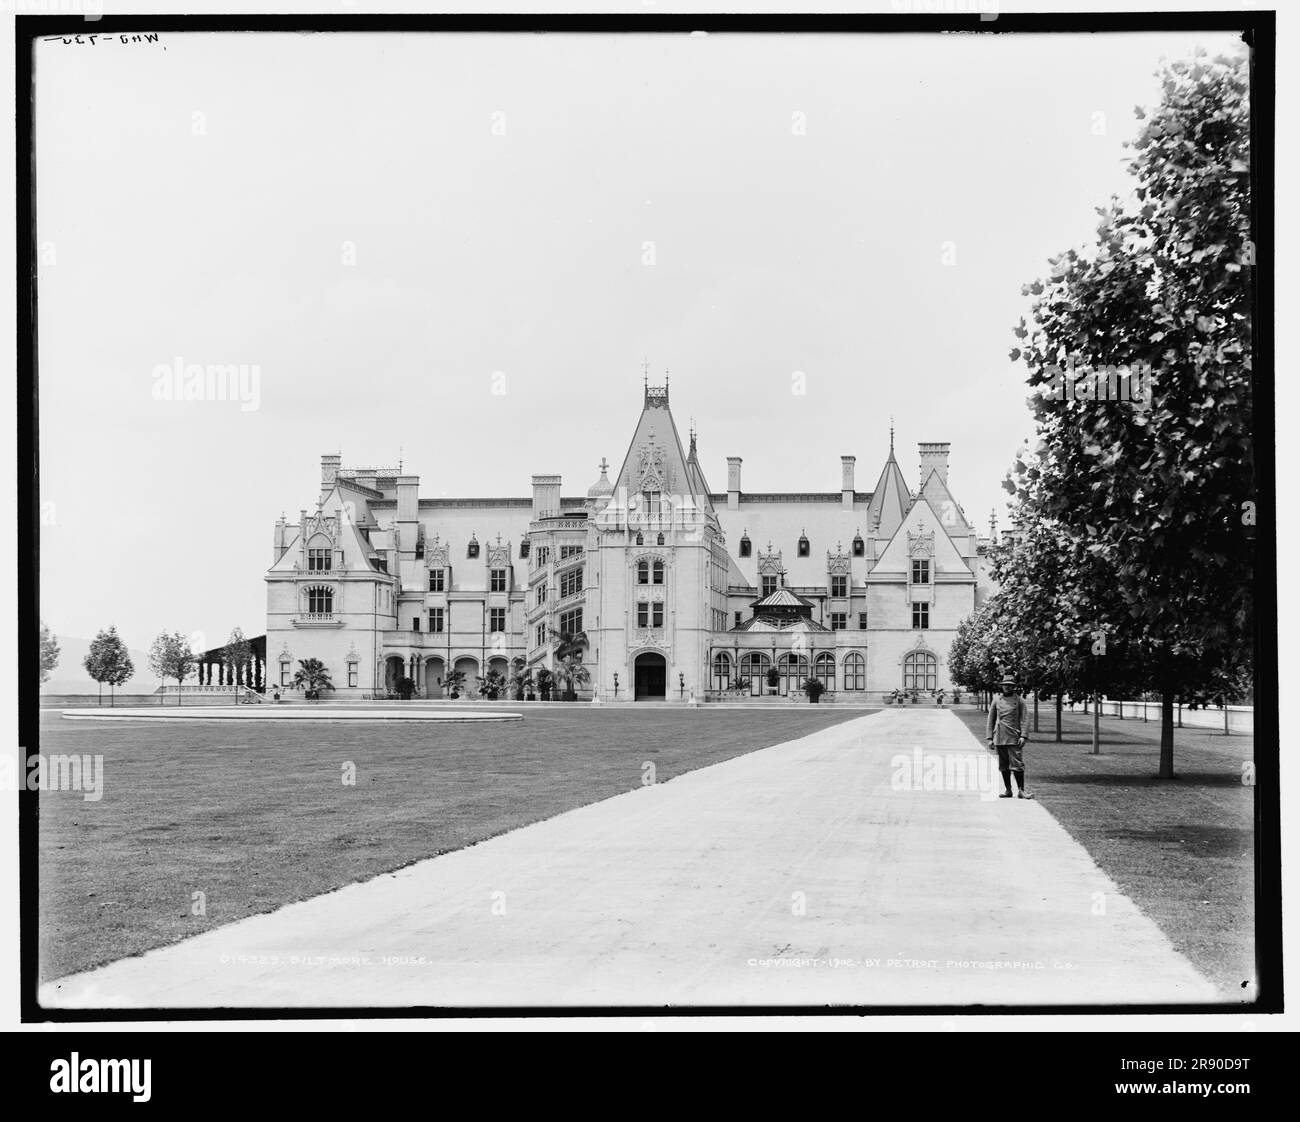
999, 674, 1018, 686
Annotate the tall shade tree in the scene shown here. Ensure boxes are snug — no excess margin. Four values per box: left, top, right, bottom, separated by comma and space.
84, 625, 134, 707
224, 627, 254, 705
1006, 47, 1253, 778
39, 621, 60, 684
148, 631, 196, 705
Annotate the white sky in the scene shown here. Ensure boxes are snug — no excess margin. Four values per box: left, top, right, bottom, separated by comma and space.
35, 27, 1246, 650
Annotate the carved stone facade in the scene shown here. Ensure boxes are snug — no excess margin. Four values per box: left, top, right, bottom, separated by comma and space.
265, 384, 994, 701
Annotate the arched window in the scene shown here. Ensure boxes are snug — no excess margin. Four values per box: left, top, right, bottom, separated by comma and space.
903, 650, 937, 692
797, 530, 810, 557
712, 653, 731, 691
635, 531, 644, 546
741, 652, 770, 695
637, 559, 649, 584
843, 652, 865, 691
739, 532, 751, 558
306, 586, 333, 615
652, 560, 664, 584
778, 653, 809, 695
656, 532, 665, 546
814, 652, 836, 690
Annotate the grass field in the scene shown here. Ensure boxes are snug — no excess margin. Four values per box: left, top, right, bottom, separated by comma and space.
950, 705, 1256, 999
37, 707, 867, 981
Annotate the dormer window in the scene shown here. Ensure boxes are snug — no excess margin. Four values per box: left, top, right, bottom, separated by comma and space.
467, 534, 480, 559
797, 530, 810, 558
307, 547, 331, 571
656, 533, 665, 546
852, 532, 865, 558
739, 533, 752, 558
635, 531, 644, 546
520, 540, 530, 559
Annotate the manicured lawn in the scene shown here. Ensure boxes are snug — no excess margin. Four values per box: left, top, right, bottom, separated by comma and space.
37, 707, 865, 981
949, 705, 1256, 999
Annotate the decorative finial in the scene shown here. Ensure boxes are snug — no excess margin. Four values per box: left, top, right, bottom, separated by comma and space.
889, 416, 895, 455
643, 356, 650, 388
398, 445, 403, 472
599, 457, 609, 474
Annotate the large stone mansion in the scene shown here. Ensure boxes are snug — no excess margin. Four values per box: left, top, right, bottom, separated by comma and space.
265, 383, 996, 701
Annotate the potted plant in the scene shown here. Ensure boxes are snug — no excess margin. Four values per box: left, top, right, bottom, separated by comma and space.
765, 667, 781, 695
555, 657, 590, 701
909, 689, 919, 704
952, 689, 962, 704
510, 667, 535, 701
802, 678, 825, 704
292, 658, 333, 702
730, 676, 751, 699
395, 676, 415, 701
443, 669, 466, 699
478, 669, 506, 700
933, 688, 946, 708
536, 668, 553, 701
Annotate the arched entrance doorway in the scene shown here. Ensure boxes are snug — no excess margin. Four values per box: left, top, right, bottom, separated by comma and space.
424, 657, 445, 699
384, 656, 405, 694
633, 652, 667, 701
452, 656, 479, 699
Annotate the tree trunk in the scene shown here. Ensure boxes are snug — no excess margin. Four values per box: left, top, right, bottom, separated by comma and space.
1159, 691, 1176, 779
1055, 694, 1063, 742
1033, 693, 1039, 732
1091, 694, 1100, 755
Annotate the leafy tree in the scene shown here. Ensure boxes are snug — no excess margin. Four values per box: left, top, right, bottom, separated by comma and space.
1006, 48, 1253, 777
223, 627, 254, 704
149, 631, 196, 705
84, 625, 134, 707
292, 658, 333, 699
39, 621, 60, 684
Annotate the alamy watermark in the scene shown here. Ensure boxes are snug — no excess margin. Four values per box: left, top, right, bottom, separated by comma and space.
152, 357, 261, 412
1039, 359, 1153, 410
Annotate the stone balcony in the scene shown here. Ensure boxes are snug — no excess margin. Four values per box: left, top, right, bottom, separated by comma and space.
293, 613, 344, 627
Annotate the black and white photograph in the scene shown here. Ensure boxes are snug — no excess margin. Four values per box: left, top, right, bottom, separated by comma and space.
10, 2, 1285, 1057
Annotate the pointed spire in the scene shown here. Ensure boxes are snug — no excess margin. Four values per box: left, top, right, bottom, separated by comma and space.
889, 416, 895, 457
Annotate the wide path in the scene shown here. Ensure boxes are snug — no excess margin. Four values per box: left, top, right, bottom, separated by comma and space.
40, 709, 1221, 1008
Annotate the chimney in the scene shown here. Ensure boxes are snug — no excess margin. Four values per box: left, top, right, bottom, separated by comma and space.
841, 455, 855, 510
321, 453, 341, 489
726, 456, 743, 510
273, 515, 288, 564
918, 442, 950, 488
532, 474, 562, 520
396, 475, 419, 559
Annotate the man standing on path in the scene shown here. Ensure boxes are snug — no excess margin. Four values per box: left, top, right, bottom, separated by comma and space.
986, 675, 1033, 799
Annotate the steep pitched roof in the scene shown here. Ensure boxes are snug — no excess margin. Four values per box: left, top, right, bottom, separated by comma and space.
865, 447, 912, 541
917, 467, 973, 533
611, 385, 710, 508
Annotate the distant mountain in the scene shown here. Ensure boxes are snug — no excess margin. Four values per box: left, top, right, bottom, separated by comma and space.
39, 634, 158, 695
